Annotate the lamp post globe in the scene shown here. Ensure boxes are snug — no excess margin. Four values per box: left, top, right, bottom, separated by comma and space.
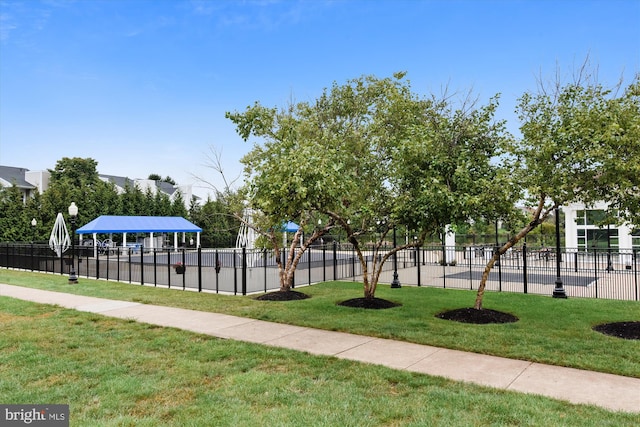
68, 202, 78, 284
31, 218, 37, 243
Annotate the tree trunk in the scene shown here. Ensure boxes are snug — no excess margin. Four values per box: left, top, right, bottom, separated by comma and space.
474, 197, 554, 309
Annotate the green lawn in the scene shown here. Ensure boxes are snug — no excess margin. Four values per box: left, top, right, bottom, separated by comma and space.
1, 270, 639, 379
2, 297, 639, 426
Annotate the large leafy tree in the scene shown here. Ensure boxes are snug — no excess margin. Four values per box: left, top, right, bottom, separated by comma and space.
228, 73, 513, 299
474, 72, 640, 309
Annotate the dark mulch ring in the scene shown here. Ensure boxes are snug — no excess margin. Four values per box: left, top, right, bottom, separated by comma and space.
255, 290, 310, 301
592, 321, 640, 340
436, 308, 519, 324
337, 297, 402, 309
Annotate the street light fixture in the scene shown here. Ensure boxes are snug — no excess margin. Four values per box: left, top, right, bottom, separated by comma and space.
31, 218, 37, 243
552, 206, 567, 298
68, 202, 78, 284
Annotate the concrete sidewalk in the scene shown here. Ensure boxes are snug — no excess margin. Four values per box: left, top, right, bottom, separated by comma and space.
1, 283, 639, 414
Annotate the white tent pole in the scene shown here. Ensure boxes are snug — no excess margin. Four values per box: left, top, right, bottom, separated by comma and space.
174, 232, 178, 251
197, 232, 201, 248
93, 233, 97, 258
150, 232, 154, 250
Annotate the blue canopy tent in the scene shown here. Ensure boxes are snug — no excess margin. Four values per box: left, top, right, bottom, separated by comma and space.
281, 221, 301, 248
282, 221, 300, 232
76, 215, 202, 252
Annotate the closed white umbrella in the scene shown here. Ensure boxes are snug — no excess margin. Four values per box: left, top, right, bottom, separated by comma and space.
49, 212, 71, 257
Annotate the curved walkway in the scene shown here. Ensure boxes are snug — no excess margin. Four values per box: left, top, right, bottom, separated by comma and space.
1, 283, 639, 414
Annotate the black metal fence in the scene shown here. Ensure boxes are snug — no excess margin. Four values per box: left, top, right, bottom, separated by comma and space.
1, 242, 638, 301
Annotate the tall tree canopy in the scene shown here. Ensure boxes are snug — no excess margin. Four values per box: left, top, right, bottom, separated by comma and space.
474, 72, 640, 309
229, 73, 514, 298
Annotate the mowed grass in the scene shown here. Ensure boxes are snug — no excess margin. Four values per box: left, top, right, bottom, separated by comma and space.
1, 270, 638, 378
2, 297, 639, 426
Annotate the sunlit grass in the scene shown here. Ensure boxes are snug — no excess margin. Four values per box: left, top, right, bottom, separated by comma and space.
1, 297, 638, 426
1, 269, 639, 377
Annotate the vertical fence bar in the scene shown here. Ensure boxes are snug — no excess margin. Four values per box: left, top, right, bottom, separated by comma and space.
523, 243, 528, 294
179, 249, 184, 290
152, 249, 157, 287
308, 246, 312, 285
233, 249, 237, 295
468, 246, 473, 290
442, 245, 446, 289
95, 248, 100, 280
215, 250, 220, 293
242, 247, 247, 295
263, 249, 267, 293
322, 245, 326, 282
128, 249, 132, 284
140, 246, 145, 286
167, 249, 171, 289
333, 240, 338, 282
594, 249, 598, 299
351, 246, 356, 280
117, 248, 120, 282
198, 247, 202, 293
634, 249, 638, 301
416, 245, 422, 287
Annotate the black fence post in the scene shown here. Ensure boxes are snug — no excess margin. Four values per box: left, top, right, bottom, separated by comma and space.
233, 249, 238, 295
333, 241, 337, 281
634, 249, 638, 301
308, 246, 312, 285
198, 246, 202, 293
167, 249, 171, 289
416, 245, 421, 287
95, 248, 100, 280
322, 245, 326, 282
181, 248, 186, 290
468, 246, 473, 290
242, 247, 247, 296
523, 243, 528, 294
215, 250, 220, 293
140, 246, 145, 286
594, 248, 599, 299
263, 249, 267, 293
153, 249, 157, 287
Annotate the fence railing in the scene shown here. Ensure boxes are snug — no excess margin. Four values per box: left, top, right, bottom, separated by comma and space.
1, 242, 638, 301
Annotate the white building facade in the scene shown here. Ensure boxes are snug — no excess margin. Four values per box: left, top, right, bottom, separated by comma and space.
564, 201, 639, 253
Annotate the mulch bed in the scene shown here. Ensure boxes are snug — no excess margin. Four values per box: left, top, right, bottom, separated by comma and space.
436, 308, 519, 324
255, 290, 310, 301
592, 321, 640, 340
255, 292, 638, 340
337, 297, 401, 309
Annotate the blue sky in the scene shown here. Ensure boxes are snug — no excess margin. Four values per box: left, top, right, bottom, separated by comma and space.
1, 0, 638, 200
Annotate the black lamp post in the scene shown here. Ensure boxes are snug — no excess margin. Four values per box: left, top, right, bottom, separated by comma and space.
552, 206, 567, 298
68, 202, 78, 284
390, 225, 401, 288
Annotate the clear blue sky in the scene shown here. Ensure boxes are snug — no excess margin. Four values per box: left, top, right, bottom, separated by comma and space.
1, 0, 638, 199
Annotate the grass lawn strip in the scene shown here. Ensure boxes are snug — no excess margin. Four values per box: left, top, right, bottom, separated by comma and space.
1, 270, 639, 378
1, 298, 639, 426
